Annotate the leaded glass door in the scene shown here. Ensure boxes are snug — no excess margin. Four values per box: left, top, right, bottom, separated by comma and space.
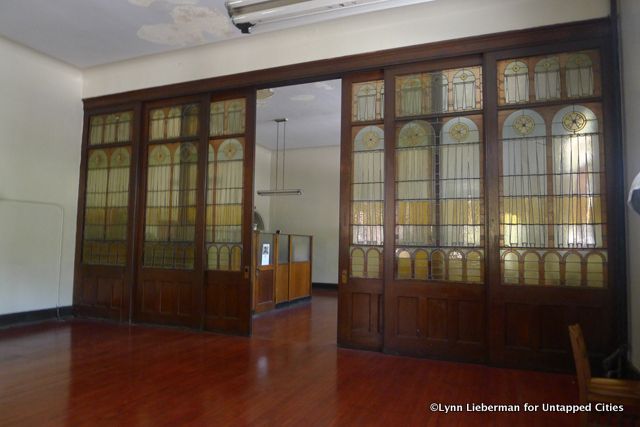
338, 72, 385, 350
203, 90, 254, 335
382, 58, 487, 362
488, 48, 614, 369
74, 107, 138, 321
134, 97, 205, 327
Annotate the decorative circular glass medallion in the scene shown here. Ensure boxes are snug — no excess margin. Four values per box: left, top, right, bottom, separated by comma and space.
562, 111, 587, 133
512, 115, 536, 136
363, 130, 380, 148
450, 122, 470, 142
223, 143, 238, 159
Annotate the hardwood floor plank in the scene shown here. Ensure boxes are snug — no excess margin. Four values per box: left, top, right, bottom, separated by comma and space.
0, 290, 585, 426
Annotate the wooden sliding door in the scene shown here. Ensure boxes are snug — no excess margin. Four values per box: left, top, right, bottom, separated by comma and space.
383, 58, 487, 362
338, 72, 385, 350
74, 106, 139, 321
203, 90, 254, 335
486, 45, 616, 370
134, 97, 205, 327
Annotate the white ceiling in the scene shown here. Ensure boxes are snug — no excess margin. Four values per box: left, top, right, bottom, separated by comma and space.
256, 80, 341, 150
0, 0, 432, 68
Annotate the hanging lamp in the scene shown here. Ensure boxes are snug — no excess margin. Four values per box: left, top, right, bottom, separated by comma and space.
257, 118, 303, 196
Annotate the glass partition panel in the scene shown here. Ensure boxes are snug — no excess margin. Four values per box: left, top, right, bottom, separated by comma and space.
292, 235, 311, 262
278, 234, 290, 264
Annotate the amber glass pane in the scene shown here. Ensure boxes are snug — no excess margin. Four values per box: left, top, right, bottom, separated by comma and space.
143, 143, 197, 269
83, 147, 131, 266
207, 138, 244, 271
503, 251, 520, 284
543, 253, 561, 285
523, 252, 540, 285
397, 250, 412, 279
586, 252, 605, 288
415, 250, 429, 280
350, 248, 365, 278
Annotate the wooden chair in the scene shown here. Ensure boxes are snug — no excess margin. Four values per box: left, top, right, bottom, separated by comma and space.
568, 324, 640, 426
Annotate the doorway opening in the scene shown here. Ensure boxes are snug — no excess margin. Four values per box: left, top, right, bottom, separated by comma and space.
251, 79, 341, 345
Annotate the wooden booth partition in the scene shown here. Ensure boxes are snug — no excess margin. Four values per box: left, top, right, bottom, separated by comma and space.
73, 104, 141, 321
252, 232, 313, 314
382, 57, 487, 362
203, 90, 255, 335
133, 95, 207, 328
338, 71, 386, 351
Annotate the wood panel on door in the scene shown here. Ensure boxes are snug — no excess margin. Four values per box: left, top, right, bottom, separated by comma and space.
254, 232, 275, 313
73, 107, 139, 321
134, 97, 205, 328
486, 45, 616, 370
382, 58, 487, 362
203, 90, 255, 335
338, 72, 385, 351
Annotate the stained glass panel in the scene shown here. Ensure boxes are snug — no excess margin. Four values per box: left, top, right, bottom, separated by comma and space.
143, 142, 198, 269
83, 147, 131, 265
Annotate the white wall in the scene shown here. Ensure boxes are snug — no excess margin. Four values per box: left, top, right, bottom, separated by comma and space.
82, 0, 609, 98
268, 146, 340, 284
254, 144, 272, 231
620, 0, 640, 370
0, 36, 83, 315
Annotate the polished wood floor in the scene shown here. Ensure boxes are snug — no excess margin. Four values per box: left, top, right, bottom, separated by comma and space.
0, 290, 586, 426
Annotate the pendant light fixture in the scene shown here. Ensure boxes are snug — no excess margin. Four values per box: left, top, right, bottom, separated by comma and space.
257, 118, 303, 196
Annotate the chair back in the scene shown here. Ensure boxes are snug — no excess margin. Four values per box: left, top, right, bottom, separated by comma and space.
568, 324, 592, 404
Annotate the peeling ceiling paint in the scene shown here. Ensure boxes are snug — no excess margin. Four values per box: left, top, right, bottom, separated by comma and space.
136, 4, 234, 46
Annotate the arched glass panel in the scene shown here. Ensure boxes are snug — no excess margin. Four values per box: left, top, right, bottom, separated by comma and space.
397, 250, 412, 279
551, 105, 602, 248
82, 145, 131, 266
367, 248, 381, 278
150, 110, 166, 140
534, 57, 561, 101
447, 251, 464, 282
396, 121, 435, 246
523, 252, 540, 285
104, 115, 118, 144
431, 251, 445, 280
501, 109, 547, 248
504, 61, 529, 104
564, 253, 582, 286
566, 53, 594, 98
586, 253, 605, 288
351, 248, 365, 278
467, 251, 482, 283
503, 251, 520, 284
166, 107, 182, 139
452, 69, 476, 110
90, 116, 104, 145
440, 117, 481, 247
143, 142, 197, 269
181, 105, 199, 137
219, 246, 230, 271
208, 246, 219, 270
414, 250, 429, 280
207, 138, 244, 271
543, 252, 561, 286
353, 80, 384, 122
231, 246, 242, 271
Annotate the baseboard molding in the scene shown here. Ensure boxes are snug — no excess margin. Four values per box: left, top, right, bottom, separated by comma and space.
312, 282, 338, 290
0, 306, 73, 328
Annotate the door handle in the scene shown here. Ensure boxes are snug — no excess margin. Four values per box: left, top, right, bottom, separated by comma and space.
341, 269, 348, 285
244, 265, 250, 279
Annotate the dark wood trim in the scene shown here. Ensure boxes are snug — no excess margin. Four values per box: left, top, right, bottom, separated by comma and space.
0, 307, 73, 328
83, 19, 610, 110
